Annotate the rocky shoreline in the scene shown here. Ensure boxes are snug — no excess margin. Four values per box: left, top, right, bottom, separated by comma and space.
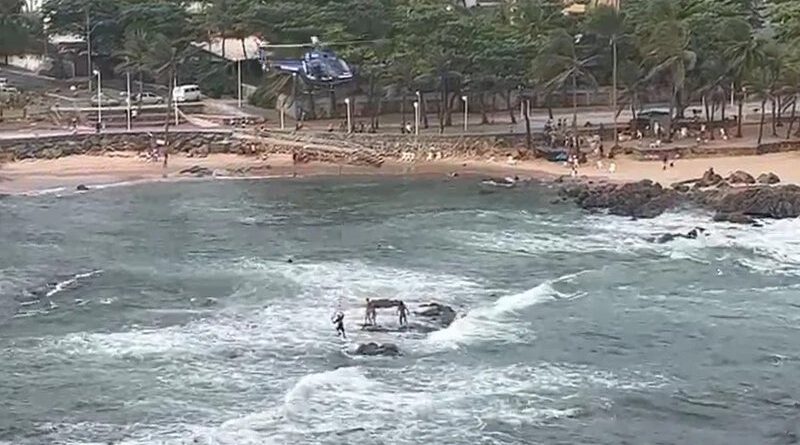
557, 168, 800, 225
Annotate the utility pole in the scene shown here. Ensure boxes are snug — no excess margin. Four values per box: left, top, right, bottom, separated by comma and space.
85, 9, 92, 92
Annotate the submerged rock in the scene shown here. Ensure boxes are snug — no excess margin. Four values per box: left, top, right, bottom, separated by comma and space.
654, 227, 706, 243
713, 212, 757, 225
355, 342, 400, 356
179, 165, 214, 177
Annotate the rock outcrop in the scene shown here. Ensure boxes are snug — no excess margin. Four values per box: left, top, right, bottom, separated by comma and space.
561, 180, 680, 219
355, 342, 400, 357
757, 172, 781, 185
727, 170, 756, 185
559, 169, 800, 224
415, 302, 457, 329
712, 185, 800, 219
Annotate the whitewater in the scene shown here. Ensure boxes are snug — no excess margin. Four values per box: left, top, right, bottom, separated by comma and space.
1, 177, 799, 444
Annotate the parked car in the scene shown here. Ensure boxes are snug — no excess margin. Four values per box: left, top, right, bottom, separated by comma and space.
90, 94, 121, 106
123, 92, 164, 105
0, 84, 19, 94
172, 84, 202, 102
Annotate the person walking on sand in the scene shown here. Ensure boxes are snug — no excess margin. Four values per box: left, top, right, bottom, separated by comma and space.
162, 150, 169, 177
398, 301, 409, 326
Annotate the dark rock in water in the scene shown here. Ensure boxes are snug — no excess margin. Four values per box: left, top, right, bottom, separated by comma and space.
179, 165, 214, 177
727, 170, 756, 185
355, 342, 400, 356
713, 185, 800, 219
757, 172, 781, 185
654, 227, 706, 243
415, 302, 457, 328
713, 212, 757, 225
76, 184, 89, 191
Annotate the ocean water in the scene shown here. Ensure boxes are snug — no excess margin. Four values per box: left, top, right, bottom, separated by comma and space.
1, 177, 799, 445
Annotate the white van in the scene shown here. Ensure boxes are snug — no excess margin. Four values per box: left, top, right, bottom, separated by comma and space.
172, 84, 202, 102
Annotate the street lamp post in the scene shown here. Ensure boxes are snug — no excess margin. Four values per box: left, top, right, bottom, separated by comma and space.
415, 90, 421, 128
126, 70, 131, 131
86, 10, 92, 92
237, 59, 243, 108
461, 95, 468, 132
344, 98, 352, 133
93, 69, 101, 129
413, 101, 420, 137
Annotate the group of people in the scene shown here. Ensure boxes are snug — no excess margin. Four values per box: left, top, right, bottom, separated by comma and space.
332, 298, 410, 339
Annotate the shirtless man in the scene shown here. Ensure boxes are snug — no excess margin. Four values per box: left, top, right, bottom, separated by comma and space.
364, 298, 372, 325
333, 312, 346, 338
398, 301, 409, 326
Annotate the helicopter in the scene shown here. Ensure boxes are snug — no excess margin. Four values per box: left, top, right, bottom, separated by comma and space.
257, 36, 359, 86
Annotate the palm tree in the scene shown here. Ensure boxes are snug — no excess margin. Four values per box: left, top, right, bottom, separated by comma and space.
144, 33, 194, 147
115, 29, 151, 105
533, 28, 598, 137
586, 4, 626, 147
642, 16, 696, 139
746, 66, 777, 145
721, 18, 766, 138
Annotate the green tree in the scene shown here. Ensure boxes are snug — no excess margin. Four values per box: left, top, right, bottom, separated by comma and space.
640, 1, 697, 138
0, 0, 38, 64
585, 4, 626, 146
721, 18, 766, 138
533, 28, 598, 136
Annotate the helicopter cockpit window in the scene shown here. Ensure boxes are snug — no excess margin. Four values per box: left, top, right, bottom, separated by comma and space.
307, 59, 326, 79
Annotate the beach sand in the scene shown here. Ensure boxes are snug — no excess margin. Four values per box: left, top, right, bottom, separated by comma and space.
3, 151, 800, 194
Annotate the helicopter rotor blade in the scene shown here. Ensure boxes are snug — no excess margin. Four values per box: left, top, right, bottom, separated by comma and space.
259, 38, 386, 49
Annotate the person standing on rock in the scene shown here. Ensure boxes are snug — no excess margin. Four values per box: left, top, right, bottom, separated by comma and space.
333, 311, 346, 338
398, 301, 409, 326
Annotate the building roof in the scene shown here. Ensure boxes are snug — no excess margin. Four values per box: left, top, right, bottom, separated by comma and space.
191, 36, 264, 62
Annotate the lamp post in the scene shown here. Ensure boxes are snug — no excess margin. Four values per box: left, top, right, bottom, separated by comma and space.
415, 90, 421, 128
344, 97, 352, 133
413, 101, 420, 136
461, 95, 468, 132
237, 59, 243, 108
280, 105, 285, 130
85, 15, 109, 92
126, 70, 131, 131
93, 69, 101, 128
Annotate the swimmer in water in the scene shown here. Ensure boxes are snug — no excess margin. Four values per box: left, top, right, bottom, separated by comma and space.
333, 312, 346, 338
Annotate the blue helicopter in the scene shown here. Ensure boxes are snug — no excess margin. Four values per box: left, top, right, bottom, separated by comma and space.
258, 36, 357, 86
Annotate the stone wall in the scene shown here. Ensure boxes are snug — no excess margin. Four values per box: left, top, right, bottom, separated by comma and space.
0, 131, 253, 161
633, 138, 800, 160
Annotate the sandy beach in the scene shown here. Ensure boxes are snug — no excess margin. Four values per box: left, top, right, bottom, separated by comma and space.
3, 151, 800, 194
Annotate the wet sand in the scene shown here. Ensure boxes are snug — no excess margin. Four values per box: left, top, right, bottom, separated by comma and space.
2, 151, 800, 194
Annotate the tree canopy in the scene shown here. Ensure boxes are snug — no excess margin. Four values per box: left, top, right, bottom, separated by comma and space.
8, 0, 800, 132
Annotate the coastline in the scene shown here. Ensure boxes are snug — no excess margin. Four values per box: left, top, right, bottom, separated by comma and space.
2, 151, 800, 195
